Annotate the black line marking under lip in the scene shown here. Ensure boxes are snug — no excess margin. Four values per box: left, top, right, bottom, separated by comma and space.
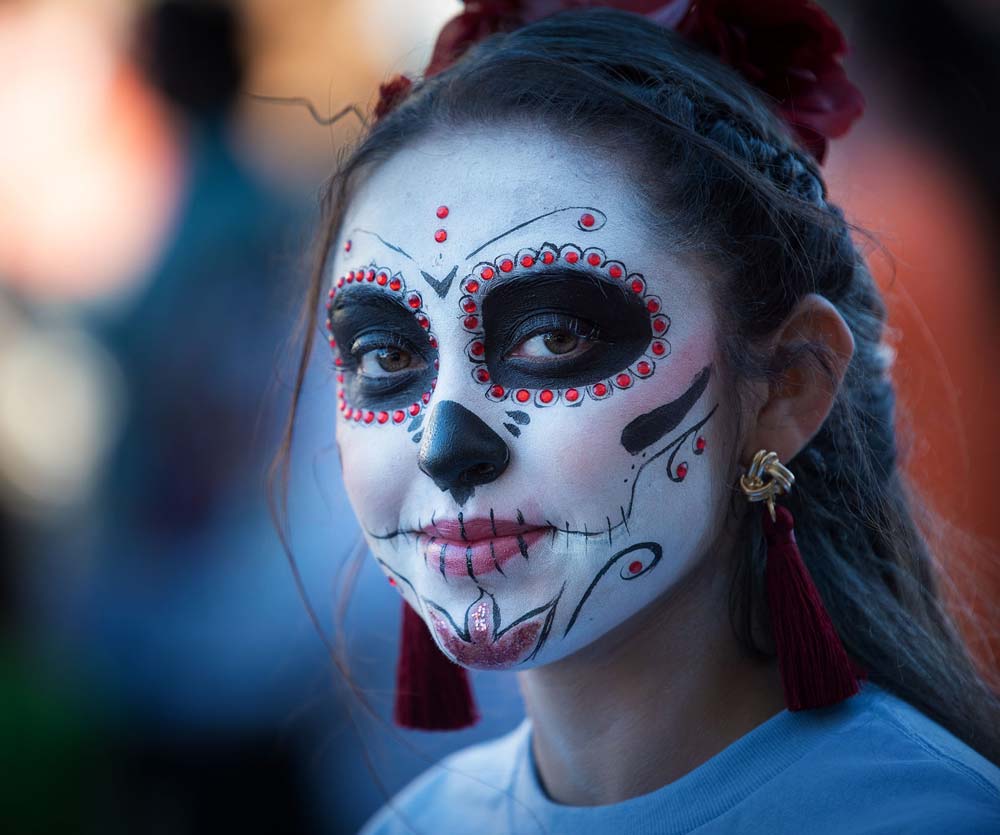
458, 512, 467, 541
517, 535, 529, 559
516, 509, 525, 525
439, 543, 447, 579
466, 545, 475, 580
489, 508, 498, 537
490, 541, 506, 576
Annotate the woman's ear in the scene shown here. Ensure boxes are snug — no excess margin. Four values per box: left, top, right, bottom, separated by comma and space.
742, 294, 855, 466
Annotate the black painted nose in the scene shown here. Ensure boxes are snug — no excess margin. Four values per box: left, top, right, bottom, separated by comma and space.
418, 400, 510, 505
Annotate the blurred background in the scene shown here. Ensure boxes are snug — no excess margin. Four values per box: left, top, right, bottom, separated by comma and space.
0, 1, 997, 833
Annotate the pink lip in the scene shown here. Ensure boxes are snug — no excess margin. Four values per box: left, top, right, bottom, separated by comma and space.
419, 519, 549, 577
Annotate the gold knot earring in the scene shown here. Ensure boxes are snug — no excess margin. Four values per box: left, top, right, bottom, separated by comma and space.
739, 448, 863, 711
739, 449, 795, 521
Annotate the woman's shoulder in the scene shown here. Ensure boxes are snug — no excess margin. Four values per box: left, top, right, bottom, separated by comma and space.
358, 720, 530, 835
751, 684, 1000, 833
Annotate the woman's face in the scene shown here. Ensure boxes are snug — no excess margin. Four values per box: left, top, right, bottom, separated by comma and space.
328, 126, 735, 670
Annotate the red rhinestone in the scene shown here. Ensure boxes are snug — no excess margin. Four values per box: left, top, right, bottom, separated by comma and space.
428, 335, 437, 348
376, 272, 388, 285
388, 576, 397, 586
500, 259, 514, 272
481, 266, 495, 280
389, 277, 402, 291
677, 463, 688, 479
366, 269, 375, 282
696, 436, 706, 452
490, 385, 505, 398
363, 411, 375, 424
393, 410, 405, 423
344, 240, 352, 252
434, 229, 447, 243
565, 388, 579, 402
515, 389, 530, 403
475, 368, 490, 382
587, 252, 601, 266
646, 299, 660, 313
408, 403, 420, 416
421, 391, 431, 404
416, 314, 429, 329
336, 373, 344, 384
628, 560, 642, 575
637, 361, 651, 375
521, 255, 535, 268
334, 357, 343, 367
436, 205, 449, 219
593, 383, 608, 397
580, 212, 596, 228
609, 264, 623, 278
337, 277, 344, 288
616, 373, 632, 388
464, 315, 479, 329
353, 410, 362, 422
651, 341, 666, 356
565, 251, 579, 264
631, 279, 643, 294
653, 319, 667, 333
462, 299, 477, 313
346, 271, 355, 282
539, 389, 554, 404
470, 341, 485, 357
542, 251, 555, 264
465, 279, 480, 293
328, 288, 335, 298
408, 294, 421, 309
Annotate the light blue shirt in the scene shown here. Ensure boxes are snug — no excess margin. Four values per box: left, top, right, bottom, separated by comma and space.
360, 682, 1000, 834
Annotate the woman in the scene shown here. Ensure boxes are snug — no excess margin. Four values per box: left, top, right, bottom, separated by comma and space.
276, 3, 1000, 832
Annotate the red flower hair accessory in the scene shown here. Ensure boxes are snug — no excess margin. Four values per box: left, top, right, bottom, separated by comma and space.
381, 0, 863, 163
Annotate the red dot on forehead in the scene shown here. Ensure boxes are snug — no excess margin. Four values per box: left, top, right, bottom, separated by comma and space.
436, 205, 449, 218
515, 389, 531, 403
580, 212, 596, 227
434, 229, 447, 243
587, 252, 601, 266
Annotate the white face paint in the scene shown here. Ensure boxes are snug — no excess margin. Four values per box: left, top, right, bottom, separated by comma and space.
328, 126, 733, 670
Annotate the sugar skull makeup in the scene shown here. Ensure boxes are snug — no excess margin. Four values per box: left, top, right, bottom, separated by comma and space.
329, 127, 734, 670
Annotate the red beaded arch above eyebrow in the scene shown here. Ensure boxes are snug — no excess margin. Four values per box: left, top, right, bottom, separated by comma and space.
326, 264, 439, 428
458, 242, 671, 407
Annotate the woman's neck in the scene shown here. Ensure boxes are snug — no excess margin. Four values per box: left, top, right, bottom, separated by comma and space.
517, 547, 786, 807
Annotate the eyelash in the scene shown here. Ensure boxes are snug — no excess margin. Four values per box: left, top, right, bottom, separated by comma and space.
507, 312, 601, 356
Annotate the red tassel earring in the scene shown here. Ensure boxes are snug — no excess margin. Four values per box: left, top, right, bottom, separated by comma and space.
741, 450, 862, 711
394, 600, 479, 730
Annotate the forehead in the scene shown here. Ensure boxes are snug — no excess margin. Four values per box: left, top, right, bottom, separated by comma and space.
339, 125, 656, 264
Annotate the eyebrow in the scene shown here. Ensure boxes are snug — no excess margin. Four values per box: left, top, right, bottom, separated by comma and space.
345, 228, 414, 261
464, 206, 606, 260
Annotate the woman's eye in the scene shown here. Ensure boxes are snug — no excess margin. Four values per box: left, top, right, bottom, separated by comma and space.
510, 329, 593, 359
357, 346, 422, 377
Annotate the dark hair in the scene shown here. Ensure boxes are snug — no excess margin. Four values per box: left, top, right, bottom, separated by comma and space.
273, 8, 1000, 764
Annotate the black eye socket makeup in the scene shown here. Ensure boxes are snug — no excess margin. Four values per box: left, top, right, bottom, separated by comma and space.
328, 285, 437, 410
480, 270, 652, 389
